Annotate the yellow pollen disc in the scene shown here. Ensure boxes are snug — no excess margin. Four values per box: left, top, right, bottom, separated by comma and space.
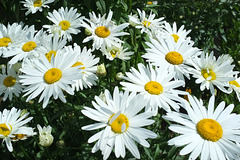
172, 34, 179, 42
201, 69, 216, 81
59, 20, 71, 31
34, 0, 42, 7
109, 114, 129, 133
45, 50, 57, 62
145, 81, 163, 95
12, 134, 26, 140
22, 41, 37, 52
196, 119, 223, 142
95, 26, 110, 38
0, 123, 12, 137
3, 76, 16, 87
147, 1, 153, 5
142, 20, 151, 27
0, 37, 11, 47
165, 51, 183, 65
71, 61, 85, 70
44, 68, 62, 84
110, 48, 120, 58
229, 80, 240, 88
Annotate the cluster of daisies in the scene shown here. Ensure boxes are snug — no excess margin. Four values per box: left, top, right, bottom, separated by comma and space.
0, 0, 240, 160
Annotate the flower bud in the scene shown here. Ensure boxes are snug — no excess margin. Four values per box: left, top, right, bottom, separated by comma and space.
96, 63, 107, 77
116, 72, 124, 80
20, 109, 28, 117
56, 140, 66, 148
85, 28, 92, 36
37, 124, 54, 147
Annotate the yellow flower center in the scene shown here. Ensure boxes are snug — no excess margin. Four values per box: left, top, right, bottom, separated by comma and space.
229, 80, 240, 88
0, 123, 12, 137
71, 61, 85, 70
0, 37, 11, 47
22, 41, 37, 52
59, 20, 71, 31
142, 20, 151, 27
147, 1, 153, 5
165, 51, 183, 65
109, 113, 129, 133
3, 76, 16, 87
95, 26, 110, 38
172, 34, 179, 42
12, 134, 26, 140
44, 68, 62, 84
33, 0, 42, 7
196, 119, 223, 142
201, 69, 216, 81
110, 47, 120, 58
145, 81, 163, 95
45, 50, 57, 62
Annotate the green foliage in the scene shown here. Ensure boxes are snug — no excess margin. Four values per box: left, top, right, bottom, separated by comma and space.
0, 0, 240, 159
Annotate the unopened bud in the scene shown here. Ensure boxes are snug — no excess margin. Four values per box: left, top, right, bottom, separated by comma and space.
116, 72, 124, 80
96, 63, 107, 77
37, 124, 54, 147
85, 28, 92, 36
56, 140, 66, 148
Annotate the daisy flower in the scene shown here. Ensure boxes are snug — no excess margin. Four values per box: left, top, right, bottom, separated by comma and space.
142, 35, 200, 81
0, 64, 24, 101
229, 74, 240, 102
163, 22, 191, 42
0, 107, 36, 152
3, 26, 44, 65
128, 9, 165, 35
81, 87, 157, 159
163, 95, 240, 160
43, 7, 84, 41
38, 33, 67, 62
64, 43, 99, 91
146, 1, 158, 7
81, 10, 129, 51
21, 0, 55, 16
120, 63, 186, 115
19, 51, 83, 108
189, 52, 236, 95
100, 43, 134, 61
0, 23, 26, 56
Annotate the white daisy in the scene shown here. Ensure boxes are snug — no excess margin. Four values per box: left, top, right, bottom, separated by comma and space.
64, 43, 99, 91
0, 107, 36, 152
3, 26, 44, 65
120, 63, 186, 115
0, 23, 26, 56
189, 52, 236, 95
81, 87, 157, 159
229, 74, 240, 102
100, 43, 134, 61
163, 95, 240, 160
142, 35, 200, 81
0, 64, 24, 101
21, 0, 55, 16
19, 50, 83, 108
43, 7, 84, 41
81, 10, 129, 51
38, 33, 67, 62
146, 1, 158, 7
128, 9, 165, 35
163, 22, 191, 42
